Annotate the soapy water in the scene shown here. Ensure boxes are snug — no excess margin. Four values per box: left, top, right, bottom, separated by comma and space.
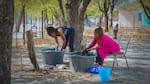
41, 48, 65, 52
41, 48, 95, 56
68, 51, 96, 56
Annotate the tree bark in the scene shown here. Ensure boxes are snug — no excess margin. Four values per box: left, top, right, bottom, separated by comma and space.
0, 0, 14, 84
99, 14, 103, 27
16, 5, 24, 32
109, 0, 118, 28
104, 0, 110, 32
65, 0, 91, 50
109, 0, 114, 28
97, 0, 110, 32
58, 0, 65, 25
26, 30, 40, 71
22, 5, 26, 45
104, 13, 109, 32
41, 10, 44, 39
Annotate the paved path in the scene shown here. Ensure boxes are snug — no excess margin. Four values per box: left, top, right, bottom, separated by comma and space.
11, 43, 150, 84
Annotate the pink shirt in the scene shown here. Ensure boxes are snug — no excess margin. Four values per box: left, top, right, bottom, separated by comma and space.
88, 34, 120, 60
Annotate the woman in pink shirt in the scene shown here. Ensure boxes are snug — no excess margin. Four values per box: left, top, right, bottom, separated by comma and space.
84, 27, 120, 65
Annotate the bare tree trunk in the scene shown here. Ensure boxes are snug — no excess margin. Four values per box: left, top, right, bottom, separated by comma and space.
16, 6, 24, 32
0, 0, 14, 84
104, 0, 110, 32
98, 14, 103, 27
22, 5, 26, 45
41, 10, 44, 39
26, 30, 40, 71
65, 0, 91, 50
97, 0, 110, 32
44, 10, 47, 35
109, 0, 118, 28
52, 15, 54, 25
109, 10, 113, 28
109, 0, 114, 28
45, 10, 48, 25
104, 13, 109, 32
58, 0, 65, 25
30, 15, 33, 33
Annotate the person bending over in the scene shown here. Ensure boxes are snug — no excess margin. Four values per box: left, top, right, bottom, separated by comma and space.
46, 26, 75, 52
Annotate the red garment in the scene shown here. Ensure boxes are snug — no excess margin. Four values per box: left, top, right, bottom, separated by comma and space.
87, 34, 120, 60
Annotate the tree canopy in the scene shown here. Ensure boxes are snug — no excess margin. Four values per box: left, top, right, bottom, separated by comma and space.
14, 0, 60, 19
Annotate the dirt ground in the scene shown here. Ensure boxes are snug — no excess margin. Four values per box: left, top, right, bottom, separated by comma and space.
11, 34, 150, 84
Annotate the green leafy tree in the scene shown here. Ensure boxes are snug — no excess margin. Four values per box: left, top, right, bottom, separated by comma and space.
86, 0, 101, 16
14, 0, 60, 39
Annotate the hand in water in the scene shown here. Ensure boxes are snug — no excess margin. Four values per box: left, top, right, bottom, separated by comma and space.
61, 48, 64, 51
81, 48, 89, 56
55, 48, 58, 51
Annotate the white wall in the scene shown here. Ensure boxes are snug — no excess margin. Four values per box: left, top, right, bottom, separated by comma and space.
119, 10, 141, 28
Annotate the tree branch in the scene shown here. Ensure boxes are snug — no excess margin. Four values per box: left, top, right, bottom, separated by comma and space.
97, 0, 104, 13
138, 0, 150, 19
48, 6, 59, 19
78, 0, 91, 16
57, 0, 65, 20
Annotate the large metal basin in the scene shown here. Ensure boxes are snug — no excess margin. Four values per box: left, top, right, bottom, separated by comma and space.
41, 48, 65, 66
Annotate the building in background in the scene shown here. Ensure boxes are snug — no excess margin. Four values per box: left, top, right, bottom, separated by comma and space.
118, 0, 150, 28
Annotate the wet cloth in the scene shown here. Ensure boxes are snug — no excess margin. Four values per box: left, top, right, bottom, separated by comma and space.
87, 34, 120, 61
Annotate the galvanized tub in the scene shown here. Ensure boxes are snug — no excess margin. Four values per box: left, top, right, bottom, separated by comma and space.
68, 51, 96, 72
41, 48, 65, 66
